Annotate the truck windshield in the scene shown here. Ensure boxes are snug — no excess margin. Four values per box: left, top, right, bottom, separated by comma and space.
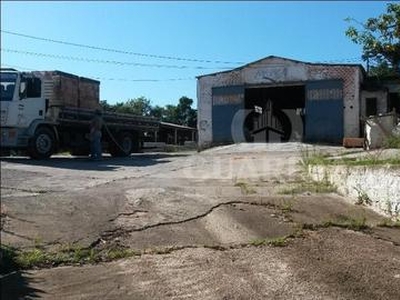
0, 73, 18, 102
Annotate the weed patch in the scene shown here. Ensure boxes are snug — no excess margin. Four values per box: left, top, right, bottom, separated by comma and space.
323, 216, 369, 231
301, 147, 400, 167
383, 135, 400, 149
234, 181, 257, 195
16, 248, 49, 269
301, 216, 369, 232
300, 151, 331, 167
280, 200, 294, 213
279, 179, 336, 195
354, 187, 372, 206
335, 156, 400, 166
377, 219, 400, 228
0, 243, 139, 272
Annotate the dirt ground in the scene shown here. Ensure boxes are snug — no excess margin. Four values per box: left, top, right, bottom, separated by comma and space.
1, 143, 399, 300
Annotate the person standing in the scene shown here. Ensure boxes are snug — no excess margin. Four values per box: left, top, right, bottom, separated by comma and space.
90, 109, 103, 160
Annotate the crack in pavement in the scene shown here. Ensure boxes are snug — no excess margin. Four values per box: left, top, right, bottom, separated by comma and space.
113, 226, 400, 256
370, 231, 400, 247
300, 223, 400, 247
107, 210, 149, 222
2, 226, 398, 275
1, 213, 35, 224
95, 227, 400, 260
92, 200, 285, 247
1, 186, 57, 194
92, 198, 400, 250
1, 229, 35, 241
5, 224, 399, 274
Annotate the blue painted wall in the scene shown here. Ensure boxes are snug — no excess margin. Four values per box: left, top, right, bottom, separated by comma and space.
305, 80, 344, 143
212, 86, 244, 143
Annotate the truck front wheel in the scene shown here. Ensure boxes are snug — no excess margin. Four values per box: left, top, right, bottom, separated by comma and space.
28, 127, 55, 159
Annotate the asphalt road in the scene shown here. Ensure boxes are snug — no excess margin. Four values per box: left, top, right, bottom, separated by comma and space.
1, 143, 400, 300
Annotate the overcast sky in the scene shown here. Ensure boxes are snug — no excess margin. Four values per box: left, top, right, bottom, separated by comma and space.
1, 1, 391, 107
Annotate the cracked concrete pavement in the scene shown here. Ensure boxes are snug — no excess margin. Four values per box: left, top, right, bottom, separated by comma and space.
1, 143, 400, 299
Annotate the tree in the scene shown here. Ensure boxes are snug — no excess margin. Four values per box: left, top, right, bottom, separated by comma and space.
151, 105, 165, 120
176, 96, 197, 127
345, 3, 400, 76
98, 96, 197, 127
163, 105, 178, 123
110, 96, 153, 116
99, 100, 116, 112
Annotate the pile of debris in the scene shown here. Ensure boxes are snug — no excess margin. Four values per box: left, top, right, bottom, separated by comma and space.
364, 112, 400, 150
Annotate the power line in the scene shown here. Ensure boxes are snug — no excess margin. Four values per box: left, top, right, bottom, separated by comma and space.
1, 64, 196, 82
1, 29, 246, 65
1, 48, 235, 70
1, 30, 364, 69
2, 54, 364, 83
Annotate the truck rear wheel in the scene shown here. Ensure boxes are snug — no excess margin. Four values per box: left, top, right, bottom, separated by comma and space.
109, 132, 134, 157
28, 127, 55, 159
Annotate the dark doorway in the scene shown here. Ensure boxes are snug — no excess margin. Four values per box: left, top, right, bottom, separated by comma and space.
244, 85, 305, 143
366, 97, 377, 116
388, 92, 400, 114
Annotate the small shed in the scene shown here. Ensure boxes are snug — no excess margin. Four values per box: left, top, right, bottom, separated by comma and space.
197, 56, 366, 148
361, 76, 400, 119
158, 122, 197, 145
144, 122, 197, 146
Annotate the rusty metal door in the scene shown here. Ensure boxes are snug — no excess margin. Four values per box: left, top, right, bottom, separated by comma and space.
304, 80, 343, 143
212, 85, 245, 143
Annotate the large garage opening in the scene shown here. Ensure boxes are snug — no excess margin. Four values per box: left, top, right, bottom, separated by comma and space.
244, 85, 305, 143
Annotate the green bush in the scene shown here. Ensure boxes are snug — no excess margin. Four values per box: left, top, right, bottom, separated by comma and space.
383, 134, 400, 149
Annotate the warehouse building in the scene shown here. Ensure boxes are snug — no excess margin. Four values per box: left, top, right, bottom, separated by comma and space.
196, 56, 399, 148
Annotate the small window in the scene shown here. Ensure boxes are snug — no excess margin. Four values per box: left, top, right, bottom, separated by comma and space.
366, 97, 377, 116
26, 77, 41, 98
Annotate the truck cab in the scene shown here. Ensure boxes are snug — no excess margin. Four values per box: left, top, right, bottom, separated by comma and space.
1, 68, 52, 156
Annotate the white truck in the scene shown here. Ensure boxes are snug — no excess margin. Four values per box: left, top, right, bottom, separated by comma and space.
0, 68, 160, 159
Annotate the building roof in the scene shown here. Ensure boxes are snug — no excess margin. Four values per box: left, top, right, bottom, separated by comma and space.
196, 55, 366, 79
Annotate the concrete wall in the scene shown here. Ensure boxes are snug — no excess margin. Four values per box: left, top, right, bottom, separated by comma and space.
309, 165, 400, 219
197, 57, 363, 148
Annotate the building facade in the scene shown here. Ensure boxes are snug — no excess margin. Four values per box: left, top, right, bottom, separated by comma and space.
197, 56, 368, 148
